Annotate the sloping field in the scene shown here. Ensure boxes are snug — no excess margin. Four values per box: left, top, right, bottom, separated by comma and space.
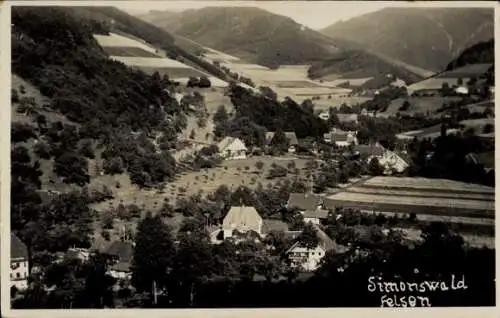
94, 33, 156, 54
325, 176, 495, 219
385, 96, 463, 115
109, 56, 192, 68
396, 125, 460, 140
137, 67, 207, 78
103, 46, 161, 58
459, 118, 494, 131
364, 176, 495, 194
439, 63, 493, 78
346, 186, 494, 201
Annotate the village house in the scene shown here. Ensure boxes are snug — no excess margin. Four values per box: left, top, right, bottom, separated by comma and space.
336, 113, 359, 124
11, 234, 30, 291
286, 224, 347, 272
354, 144, 410, 174
286, 192, 324, 212
217, 136, 248, 160
302, 209, 330, 225
222, 205, 263, 239
323, 128, 358, 147
104, 240, 135, 280
265, 131, 299, 153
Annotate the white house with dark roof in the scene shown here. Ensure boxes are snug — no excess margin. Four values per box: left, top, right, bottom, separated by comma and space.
324, 128, 358, 147
354, 143, 409, 174
11, 234, 29, 291
222, 205, 263, 239
104, 240, 135, 280
217, 137, 248, 160
302, 209, 330, 225
286, 224, 348, 272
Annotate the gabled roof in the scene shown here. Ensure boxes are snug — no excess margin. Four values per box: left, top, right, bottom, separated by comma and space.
336, 113, 358, 123
223, 206, 262, 231
111, 261, 131, 273
287, 193, 323, 211
265, 132, 299, 146
217, 137, 247, 152
262, 219, 289, 234
287, 224, 348, 254
105, 240, 134, 262
394, 151, 412, 165
354, 144, 386, 157
11, 233, 28, 259
303, 209, 329, 219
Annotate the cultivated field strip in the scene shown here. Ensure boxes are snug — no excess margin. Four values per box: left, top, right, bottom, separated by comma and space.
103, 46, 162, 58
93, 33, 157, 54
359, 210, 494, 226
137, 66, 208, 78
363, 177, 495, 195
109, 56, 193, 68
325, 192, 494, 211
346, 186, 494, 202
324, 199, 493, 219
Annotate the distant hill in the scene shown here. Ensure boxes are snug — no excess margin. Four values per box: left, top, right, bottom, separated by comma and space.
139, 7, 341, 68
445, 39, 494, 71
321, 7, 494, 72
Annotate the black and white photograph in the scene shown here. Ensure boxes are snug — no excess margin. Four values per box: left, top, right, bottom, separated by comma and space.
5, 0, 497, 313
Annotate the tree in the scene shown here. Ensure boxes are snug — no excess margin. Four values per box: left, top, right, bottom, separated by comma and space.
172, 227, 214, 306
368, 158, 383, 176
270, 130, 289, 153
255, 160, 265, 171
399, 100, 411, 111
198, 76, 211, 88
187, 77, 199, 88
297, 223, 319, 249
483, 123, 494, 134
213, 105, 229, 123
54, 152, 89, 186
132, 213, 176, 295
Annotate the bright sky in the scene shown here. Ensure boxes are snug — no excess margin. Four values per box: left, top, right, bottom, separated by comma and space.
118, 1, 388, 30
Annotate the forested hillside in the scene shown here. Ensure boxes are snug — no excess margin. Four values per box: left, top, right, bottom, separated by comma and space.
140, 7, 341, 68
445, 39, 494, 71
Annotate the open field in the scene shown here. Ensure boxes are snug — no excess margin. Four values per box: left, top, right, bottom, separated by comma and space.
109, 56, 193, 68
361, 210, 494, 226
439, 63, 493, 78
396, 125, 460, 140
319, 77, 373, 87
346, 186, 494, 201
93, 33, 157, 54
275, 81, 322, 88
385, 96, 463, 115
102, 46, 162, 58
459, 118, 494, 131
364, 176, 495, 194
89, 156, 309, 213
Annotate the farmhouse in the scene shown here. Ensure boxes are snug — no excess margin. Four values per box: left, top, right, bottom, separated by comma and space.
287, 224, 347, 272
265, 131, 299, 153
222, 205, 263, 239
104, 240, 134, 280
354, 144, 409, 174
324, 176, 495, 219
11, 234, 29, 291
302, 208, 330, 225
286, 193, 324, 212
336, 113, 359, 124
323, 128, 358, 147
217, 137, 248, 160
